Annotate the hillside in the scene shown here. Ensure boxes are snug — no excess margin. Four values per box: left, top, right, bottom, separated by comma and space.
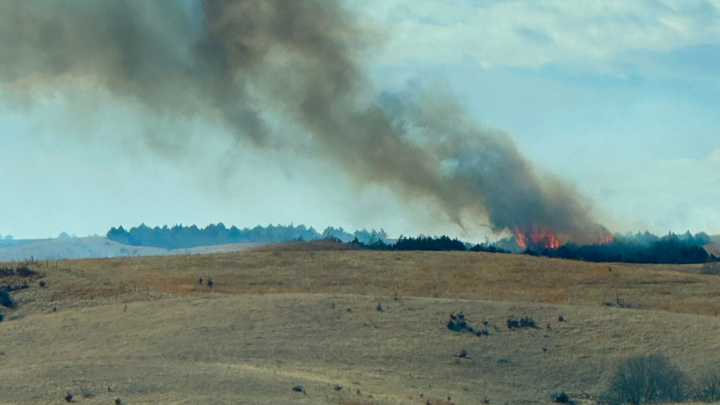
0, 237, 261, 262
0, 241, 719, 404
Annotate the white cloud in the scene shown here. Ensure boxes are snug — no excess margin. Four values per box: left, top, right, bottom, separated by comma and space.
586, 148, 720, 234
355, 0, 720, 75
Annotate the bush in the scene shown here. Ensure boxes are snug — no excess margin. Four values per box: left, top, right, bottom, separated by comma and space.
605, 355, 691, 405
0, 309, 3, 322
507, 316, 540, 330
553, 392, 573, 404
476, 329, 491, 336
519, 316, 540, 329
0, 290, 15, 308
4, 282, 29, 293
15, 266, 38, 277
701, 261, 720, 275
696, 373, 720, 403
447, 320, 466, 332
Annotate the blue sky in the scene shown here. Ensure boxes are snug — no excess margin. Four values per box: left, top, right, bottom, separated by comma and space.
363, 0, 720, 235
1, 0, 719, 239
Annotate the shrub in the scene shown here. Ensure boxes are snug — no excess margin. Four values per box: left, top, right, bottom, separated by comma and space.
507, 316, 540, 329
605, 355, 691, 405
476, 329, 491, 336
701, 261, 720, 275
15, 266, 38, 277
448, 319, 473, 332
519, 316, 540, 329
0, 290, 15, 308
0, 309, 3, 322
553, 392, 573, 404
447, 320, 465, 332
4, 282, 29, 293
696, 373, 720, 403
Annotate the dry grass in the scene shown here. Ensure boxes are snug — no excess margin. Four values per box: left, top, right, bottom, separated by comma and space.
1, 242, 720, 404
21, 242, 720, 316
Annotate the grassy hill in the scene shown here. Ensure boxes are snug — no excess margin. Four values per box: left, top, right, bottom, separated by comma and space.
0, 241, 719, 404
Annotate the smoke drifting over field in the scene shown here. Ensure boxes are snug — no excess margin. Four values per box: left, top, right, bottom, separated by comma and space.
0, 0, 609, 242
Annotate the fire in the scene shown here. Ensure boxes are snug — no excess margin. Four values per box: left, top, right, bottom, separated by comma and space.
513, 227, 560, 249
515, 231, 527, 249
513, 227, 614, 250
530, 230, 561, 249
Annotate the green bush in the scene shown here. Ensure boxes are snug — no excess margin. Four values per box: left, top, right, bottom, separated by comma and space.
507, 316, 540, 329
0, 308, 4, 322
552, 392, 573, 404
605, 355, 691, 405
519, 316, 540, 329
476, 329, 491, 336
447, 320, 465, 331
0, 290, 15, 308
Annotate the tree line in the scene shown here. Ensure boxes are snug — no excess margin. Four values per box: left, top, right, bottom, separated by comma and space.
106, 224, 511, 253
106, 223, 389, 250
361, 235, 510, 253
107, 224, 714, 264
528, 231, 715, 264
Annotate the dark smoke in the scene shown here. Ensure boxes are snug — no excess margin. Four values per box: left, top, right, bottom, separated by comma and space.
0, 0, 609, 242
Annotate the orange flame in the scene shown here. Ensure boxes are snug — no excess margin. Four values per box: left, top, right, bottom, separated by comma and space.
530, 230, 561, 249
515, 229, 527, 249
514, 227, 560, 249
514, 227, 614, 250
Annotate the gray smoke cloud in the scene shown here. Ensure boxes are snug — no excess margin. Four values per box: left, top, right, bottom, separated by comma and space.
0, 0, 609, 244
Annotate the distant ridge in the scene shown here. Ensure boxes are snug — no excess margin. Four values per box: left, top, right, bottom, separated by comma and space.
0, 237, 260, 262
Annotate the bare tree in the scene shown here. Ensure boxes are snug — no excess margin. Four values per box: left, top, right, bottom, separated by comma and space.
605, 355, 691, 405
696, 373, 720, 403
701, 260, 720, 275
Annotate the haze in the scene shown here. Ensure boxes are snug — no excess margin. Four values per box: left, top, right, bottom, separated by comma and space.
1, 0, 719, 240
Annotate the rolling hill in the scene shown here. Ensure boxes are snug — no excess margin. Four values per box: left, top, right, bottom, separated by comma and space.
0, 241, 719, 404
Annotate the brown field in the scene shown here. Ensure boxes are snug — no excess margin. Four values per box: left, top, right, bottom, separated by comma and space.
1, 240, 720, 404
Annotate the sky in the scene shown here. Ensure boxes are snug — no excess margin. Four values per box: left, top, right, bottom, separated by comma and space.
1, 0, 719, 240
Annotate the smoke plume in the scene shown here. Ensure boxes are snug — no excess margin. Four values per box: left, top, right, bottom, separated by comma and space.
0, 0, 609, 243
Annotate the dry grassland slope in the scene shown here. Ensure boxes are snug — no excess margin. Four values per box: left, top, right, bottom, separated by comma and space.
0, 241, 719, 404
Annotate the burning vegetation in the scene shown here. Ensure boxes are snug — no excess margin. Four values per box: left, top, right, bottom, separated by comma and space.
514, 228, 562, 250
524, 231, 715, 264
512, 225, 615, 252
